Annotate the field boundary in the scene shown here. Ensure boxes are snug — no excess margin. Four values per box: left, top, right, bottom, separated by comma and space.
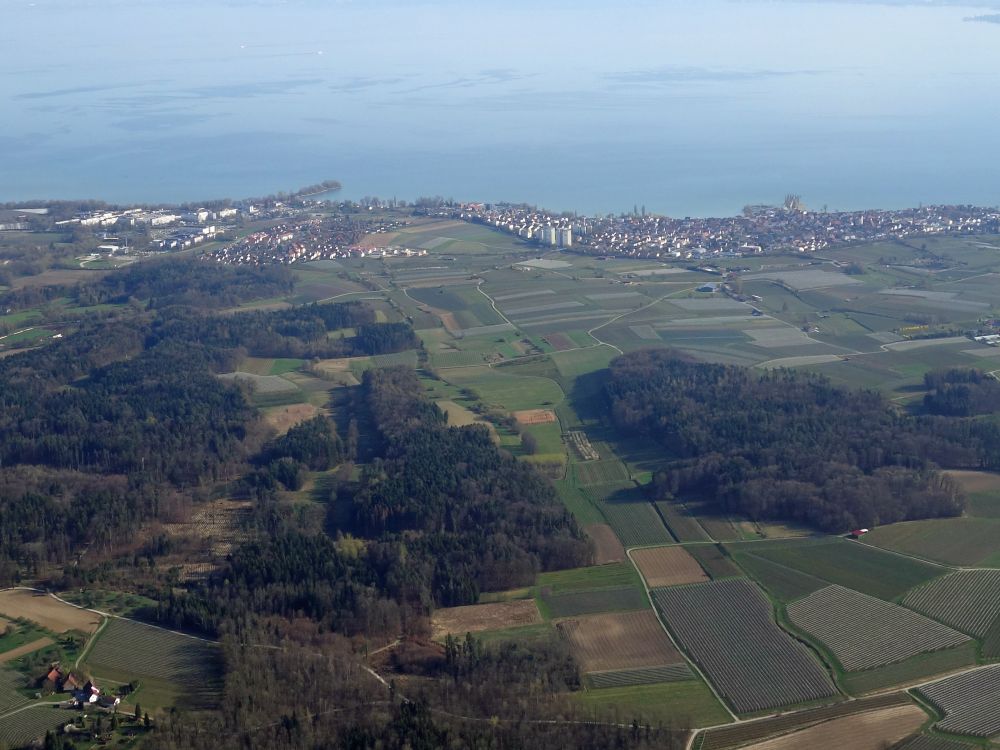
625, 549, 738, 724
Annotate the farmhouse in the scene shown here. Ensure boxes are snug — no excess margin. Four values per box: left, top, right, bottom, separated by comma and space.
73, 680, 119, 709
849, 528, 870, 539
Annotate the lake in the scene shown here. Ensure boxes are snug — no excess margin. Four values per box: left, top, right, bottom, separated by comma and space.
2, 0, 999, 216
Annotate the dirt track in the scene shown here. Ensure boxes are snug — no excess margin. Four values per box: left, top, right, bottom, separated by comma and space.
0, 637, 54, 663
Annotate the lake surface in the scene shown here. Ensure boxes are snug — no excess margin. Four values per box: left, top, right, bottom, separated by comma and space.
2, 0, 1000, 216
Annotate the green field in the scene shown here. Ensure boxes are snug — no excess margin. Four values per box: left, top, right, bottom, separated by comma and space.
540, 587, 648, 618
572, 680, 732, 728
84, 618, 222, 711
734, 552, 829, 602
839, 641, 979, 695
864, 518, 1000, 567
536, 563, 642, 593
747, 538, 945, 601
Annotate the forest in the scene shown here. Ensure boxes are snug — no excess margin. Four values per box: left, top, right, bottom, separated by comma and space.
922, 367, 1000, 416
607, 349, 971, 531
153, 367, 590, 637
142, 629, 685, 750
0, 261, 418, 586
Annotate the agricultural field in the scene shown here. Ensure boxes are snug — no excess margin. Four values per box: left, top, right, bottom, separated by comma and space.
631, 546, 710, 588
655, 502, 711, 542
896, 736, 976, 750
573, 459, 630, 486
536, 562, 642, 593
862, 518, 1000, 567
652, 579, 837, 714
0, 705, 76, 749
686, 545, 744, 580
431, 600, 542, 639
839, 642, 979, 695
0, 590, 101, 634
903, 570, 1000, 638
582, 524, 626, 564
918, 665, 1000, 739
0, 638, 53, 664
557, 610, 684, 673
541, 588, 648, 618
84, 617, 223, 710
583, 483, 674, 548
738, 704, 928, 750
587, 664, 693, 689
786, 585, 970, 672
734, 552, 828, 602
0, 669, 29, 715
536, 562, 648, 618
945, 470, 1000, 519
572, 680, 732, 728
746, 539, 945, 601
695, 692, 915, 750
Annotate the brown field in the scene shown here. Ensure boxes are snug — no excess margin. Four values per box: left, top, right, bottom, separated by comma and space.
11, 268, 107, 288
262, 403, 320, 435
513, 409, 557, 425
437, 401, 499, 442
744, 705, 927, 750
632, 546, 710, 588
0, 637, 54, 663
0, 590, 102, 634
585, 524, 626, 564
557, 611, 682, 672
315, 357, 352, 373
944, 470, 1000, 493
360, 231, 400, 248
432, 600, 541, 639
543, 333, 575, 351
162, 499, 253, 556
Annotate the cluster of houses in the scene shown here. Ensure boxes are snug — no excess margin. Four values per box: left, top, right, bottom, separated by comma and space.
212, 216, 420, 266
42, 664, 121, 710
454, 202, 1000, 259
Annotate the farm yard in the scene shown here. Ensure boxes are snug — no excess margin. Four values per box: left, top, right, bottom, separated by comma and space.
652, 579, 837, 714
918, 665, 1000, 739
786, 585, 970, 671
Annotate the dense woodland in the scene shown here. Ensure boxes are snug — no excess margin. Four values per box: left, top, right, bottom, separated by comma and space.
607, 349, 975, 531
143, 632, 684, 750
923, 367, 1000, 416
0, 262, 419, 586
155, 367, 590, 637
149, 303, 418, 359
